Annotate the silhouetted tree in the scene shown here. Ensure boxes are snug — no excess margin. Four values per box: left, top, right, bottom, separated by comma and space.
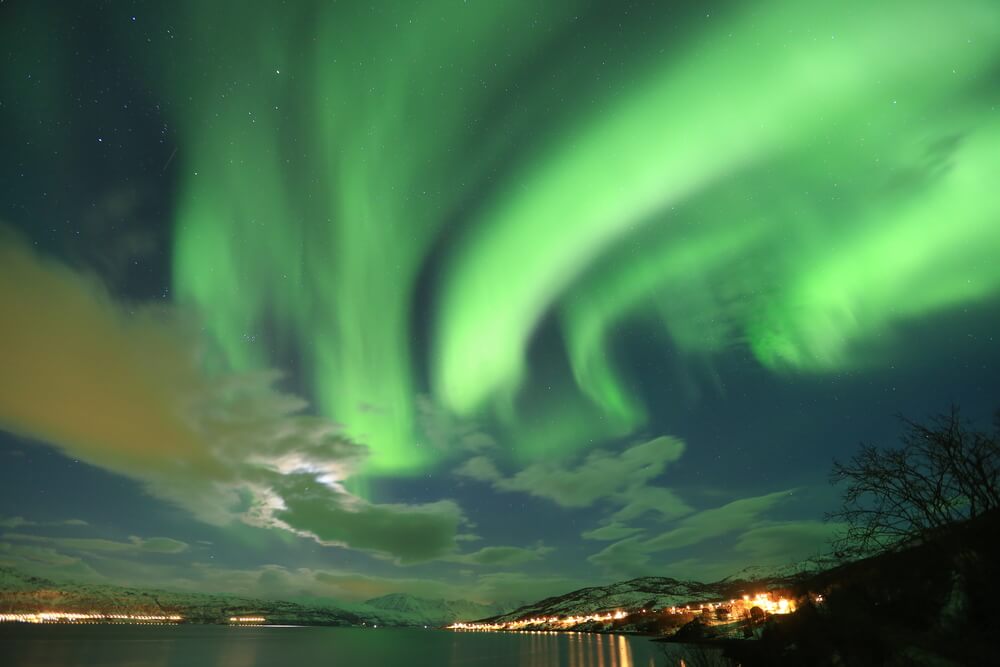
828, 406, 1000, 557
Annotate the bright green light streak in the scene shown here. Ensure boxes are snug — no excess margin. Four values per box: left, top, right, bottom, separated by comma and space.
170, 1, 575, 474
751, 120, 1000, 370
434, 0, 1000, 419
164, 0, 1000, 472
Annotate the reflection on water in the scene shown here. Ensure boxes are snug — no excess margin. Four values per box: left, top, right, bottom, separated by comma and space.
514, 631, 636, 667
217, 635, 258, 667
0, 625, 682, 666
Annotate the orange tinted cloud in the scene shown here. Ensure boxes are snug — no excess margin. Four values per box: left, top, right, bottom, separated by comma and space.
0, 229, 221, 478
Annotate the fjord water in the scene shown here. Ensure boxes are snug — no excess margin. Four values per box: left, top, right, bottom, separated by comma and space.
0, 625, 685, 666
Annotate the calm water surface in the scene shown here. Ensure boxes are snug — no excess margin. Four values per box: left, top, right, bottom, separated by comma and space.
0, 625, 695, 666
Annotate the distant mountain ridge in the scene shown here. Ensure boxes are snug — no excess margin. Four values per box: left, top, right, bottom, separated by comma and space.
362, 593, 502, 626
0, 566, 364, 625
0, 567, 505, 627
0, 565, 809, 628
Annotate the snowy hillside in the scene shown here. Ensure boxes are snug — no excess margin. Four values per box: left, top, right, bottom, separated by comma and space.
0, 567, 505, 627
1, 566, 807, 629
483, 573, 803, 624
720, 559, 823, 583
0, 567, 364, 625
487, 577, 717, 622
362, 593, 501, 627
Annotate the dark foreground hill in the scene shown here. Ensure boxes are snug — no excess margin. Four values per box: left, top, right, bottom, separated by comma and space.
723, 509, 1000, 666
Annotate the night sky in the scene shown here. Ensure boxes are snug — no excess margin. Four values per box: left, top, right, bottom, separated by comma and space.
1, 0, 999, 605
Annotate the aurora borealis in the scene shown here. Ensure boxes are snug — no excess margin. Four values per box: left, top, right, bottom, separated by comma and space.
2, 0, 999, 603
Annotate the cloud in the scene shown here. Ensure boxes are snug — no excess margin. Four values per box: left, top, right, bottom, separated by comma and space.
135, 537, 190, 554
0, 228, 222, 480
588, 489, 799, 577
0, 230, 465, 563
581, 521, 643, 541
470, 572, 584, 605
611, 485, 691, 523
733, 520, 842, 563
0, 530, 579, 606
270, 473, 465, 564
313, 567, 576, 605
0, 533, 459, 603
0, 518, 30, 529
0, 541, 82, 568
456, 436, 689, 517
415, 395, 497, 453
586, 536, 652, 577
453, 456, 502, 482
498, 436, 684, 507
647, 557, 746, 583
0, 516, 88, 529
4, 533, 190, 555
311, 570, 470, 602
643, 489, 794, 552
444, 544, 553, 567
635, 520, 843, 582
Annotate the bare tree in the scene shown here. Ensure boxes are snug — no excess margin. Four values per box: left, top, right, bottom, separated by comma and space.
828, 406, 1000, 558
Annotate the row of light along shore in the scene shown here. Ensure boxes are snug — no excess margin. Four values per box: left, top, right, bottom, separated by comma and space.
448, 593, 802, 631
0, 612, 266, 624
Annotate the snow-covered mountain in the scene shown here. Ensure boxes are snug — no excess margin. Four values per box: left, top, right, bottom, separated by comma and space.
486, 577, 716, 623
483, 573, 803, 624
0, 567, 506, 627
720, 559, 822, 584
0, 567, 365, 625
362, 593, 501, 627
0, 567, 49, 592
0, 566, 807, 629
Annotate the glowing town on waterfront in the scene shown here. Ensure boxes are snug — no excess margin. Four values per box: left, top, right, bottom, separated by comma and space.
449, 593, 797, 632
0, 612, 183, 624
0, 612, 270, 625
450, 610, 629, 631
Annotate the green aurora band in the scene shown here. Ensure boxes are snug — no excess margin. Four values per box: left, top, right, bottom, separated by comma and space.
166, 0, 1000, 475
